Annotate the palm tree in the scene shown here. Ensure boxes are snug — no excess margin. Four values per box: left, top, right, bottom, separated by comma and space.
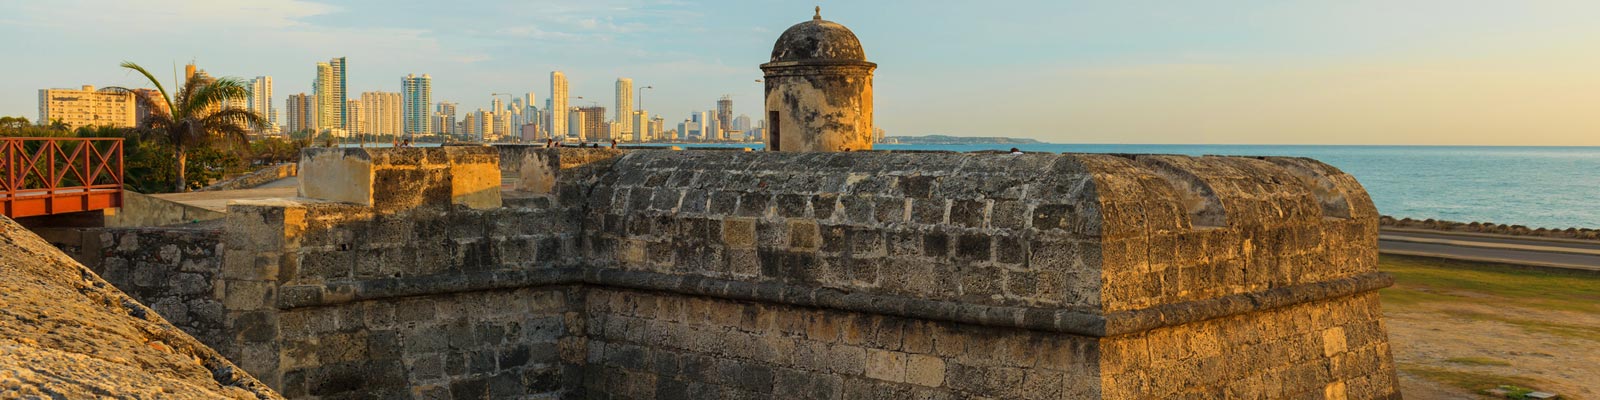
107, 61, 265, 192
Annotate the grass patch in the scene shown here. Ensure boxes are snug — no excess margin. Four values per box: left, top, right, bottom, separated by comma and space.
1444, 356, 1512, 367
1400, 364, 1542, 395
1379, 255, 1600, 313
1441, 309, 1600, 343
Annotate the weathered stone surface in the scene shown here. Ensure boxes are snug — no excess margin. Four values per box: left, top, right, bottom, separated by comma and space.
299, 147, 502, 211
60, 146, 1396, 399
0, 217, 279, 399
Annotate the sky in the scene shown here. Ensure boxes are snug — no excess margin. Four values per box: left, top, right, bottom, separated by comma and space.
3, 0, 1600, 146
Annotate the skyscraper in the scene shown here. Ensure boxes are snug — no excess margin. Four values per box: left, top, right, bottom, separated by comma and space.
247, 76, 276, 134
314, 62, 335, 130
632, 110, 650, 142
435, 101, 457, 135
359, 92, 402, 137
313, 58, 348, 130
716, 96, 733, 139
346, 99, 365, 137
733, 114, 752, 132
615, 78, 633, 137
285, 93, 317, 134
462, 111, 479, 138
402, 74, 431, 136
578, 107, 607, 141
477, 110, 494, 140
331, 57, 347, 129
550, 71, 568, 139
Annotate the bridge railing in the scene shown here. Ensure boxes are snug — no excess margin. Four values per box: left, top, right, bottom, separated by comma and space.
1, 137, 124, 218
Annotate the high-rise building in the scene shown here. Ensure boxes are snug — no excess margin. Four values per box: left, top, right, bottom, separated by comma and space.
615, 78, 633, 137
492, 111, 510, 141
431, 114, 447, 136
461, 111, 479, 139
314, 62, 335, 130
185, 63, 212, 85
359, 92, 403, 137
567, 109, 583, 140
313, 58, 347, 130
346, 100, 365, 137
477, 110, 494, 141
36, 85, 136, 129
716, 96, 733, 138
550, 71, 568, 139
402, 74, 431, 137
247, 76, 276, 134
434, 101, 457, 135
285, 93, 317, 134
330, 57, 347, 128
733, 114, 752, 132
577, 106, 607, 141
631, 110, 649, 142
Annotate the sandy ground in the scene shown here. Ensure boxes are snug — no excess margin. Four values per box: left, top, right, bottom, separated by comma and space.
1385, 298, 1600, 399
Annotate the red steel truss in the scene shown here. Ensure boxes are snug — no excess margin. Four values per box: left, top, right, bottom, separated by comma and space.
0, 137, 124, 218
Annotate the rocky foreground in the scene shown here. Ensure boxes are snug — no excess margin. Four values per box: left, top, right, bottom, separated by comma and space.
0, 217, 280, 399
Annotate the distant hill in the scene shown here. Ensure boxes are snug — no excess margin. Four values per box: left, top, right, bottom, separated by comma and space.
883, 135, 1043, 145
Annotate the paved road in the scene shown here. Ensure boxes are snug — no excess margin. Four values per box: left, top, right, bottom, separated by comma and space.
1380, 229, 1600, 273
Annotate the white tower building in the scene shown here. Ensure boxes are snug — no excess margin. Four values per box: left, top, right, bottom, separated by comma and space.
550, 71, 569, 140
615, 78, 633, 137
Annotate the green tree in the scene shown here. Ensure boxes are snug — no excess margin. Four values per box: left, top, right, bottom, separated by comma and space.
0, 116, 29, 131
106, 61, 265, 192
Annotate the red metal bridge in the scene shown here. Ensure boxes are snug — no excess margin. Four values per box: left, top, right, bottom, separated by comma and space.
0, 137, 124, 218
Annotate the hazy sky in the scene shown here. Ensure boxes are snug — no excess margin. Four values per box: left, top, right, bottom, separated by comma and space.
4, 0, 1600, 145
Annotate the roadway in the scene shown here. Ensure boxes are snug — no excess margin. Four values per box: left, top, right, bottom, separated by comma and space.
1379, 228, 1600, 273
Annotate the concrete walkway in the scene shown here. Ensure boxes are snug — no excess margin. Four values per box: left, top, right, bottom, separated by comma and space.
1379, 228, 1600, 273
148, 178, 298, 212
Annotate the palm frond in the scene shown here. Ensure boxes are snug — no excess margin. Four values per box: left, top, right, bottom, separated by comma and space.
199, 107, 267, 136
118, 62, 174, 116
101, 86, 172, 125
186, 77, 252, 119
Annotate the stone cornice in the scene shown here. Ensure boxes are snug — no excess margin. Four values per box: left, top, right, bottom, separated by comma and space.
276, 267, 1392, 338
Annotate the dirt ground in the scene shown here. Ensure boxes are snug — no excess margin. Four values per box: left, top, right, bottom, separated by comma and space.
1380, 255, 1600, 399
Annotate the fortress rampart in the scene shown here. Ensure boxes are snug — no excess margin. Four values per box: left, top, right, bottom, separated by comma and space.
75, 146, 1396, 399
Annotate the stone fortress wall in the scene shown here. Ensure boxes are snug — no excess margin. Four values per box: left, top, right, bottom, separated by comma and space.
84, 146, 1398, 399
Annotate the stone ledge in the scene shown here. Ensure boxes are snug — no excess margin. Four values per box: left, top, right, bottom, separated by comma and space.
275, 265, 1391, 337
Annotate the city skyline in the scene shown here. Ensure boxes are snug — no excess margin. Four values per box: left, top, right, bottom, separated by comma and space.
7, 1, 1600, 145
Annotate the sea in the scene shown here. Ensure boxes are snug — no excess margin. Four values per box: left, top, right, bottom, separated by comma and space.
349, 142, 1600, 230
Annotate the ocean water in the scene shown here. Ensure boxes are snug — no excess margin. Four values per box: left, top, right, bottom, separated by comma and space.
678, 143, 1600, 230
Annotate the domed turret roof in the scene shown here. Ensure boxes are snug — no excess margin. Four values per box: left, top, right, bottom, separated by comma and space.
769, 7, 867, 63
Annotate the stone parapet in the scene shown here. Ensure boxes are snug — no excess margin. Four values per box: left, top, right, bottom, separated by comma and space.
189, 147, 1396, 399
298, 147, 502, 212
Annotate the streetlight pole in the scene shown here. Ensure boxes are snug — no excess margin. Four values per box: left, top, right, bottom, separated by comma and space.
637, 86, 654, 112
636, 86, 654, 143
